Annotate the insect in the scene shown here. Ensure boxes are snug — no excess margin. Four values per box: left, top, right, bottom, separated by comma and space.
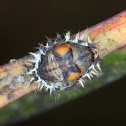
27, 31, 101, 94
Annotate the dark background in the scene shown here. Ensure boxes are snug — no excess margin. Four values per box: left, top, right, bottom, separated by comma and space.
0, 0, 126, 125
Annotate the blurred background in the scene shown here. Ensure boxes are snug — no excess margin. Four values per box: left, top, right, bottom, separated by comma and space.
0, 0, 126, 125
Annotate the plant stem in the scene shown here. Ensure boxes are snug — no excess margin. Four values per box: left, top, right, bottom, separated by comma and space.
0, 10, 126, 108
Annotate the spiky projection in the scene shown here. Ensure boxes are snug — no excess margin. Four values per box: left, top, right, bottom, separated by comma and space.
27, 31, 101, 95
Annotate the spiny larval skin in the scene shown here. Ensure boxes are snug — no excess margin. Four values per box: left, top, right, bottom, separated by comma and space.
27, 31, 101, 95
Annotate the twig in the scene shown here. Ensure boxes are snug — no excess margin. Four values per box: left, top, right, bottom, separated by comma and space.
0, 10, 126, 108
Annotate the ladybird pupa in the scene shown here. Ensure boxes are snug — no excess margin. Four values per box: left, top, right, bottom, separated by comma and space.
27, 31, 101, 94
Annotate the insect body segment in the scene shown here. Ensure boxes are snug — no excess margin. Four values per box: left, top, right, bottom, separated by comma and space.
27, 31, 101, 94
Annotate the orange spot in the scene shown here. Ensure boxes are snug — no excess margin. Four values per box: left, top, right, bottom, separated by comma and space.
56, 44, 72, 56
67, 72, 82, 82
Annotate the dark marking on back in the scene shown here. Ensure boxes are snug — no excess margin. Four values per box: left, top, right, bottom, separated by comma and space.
77, 53, 90, 61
